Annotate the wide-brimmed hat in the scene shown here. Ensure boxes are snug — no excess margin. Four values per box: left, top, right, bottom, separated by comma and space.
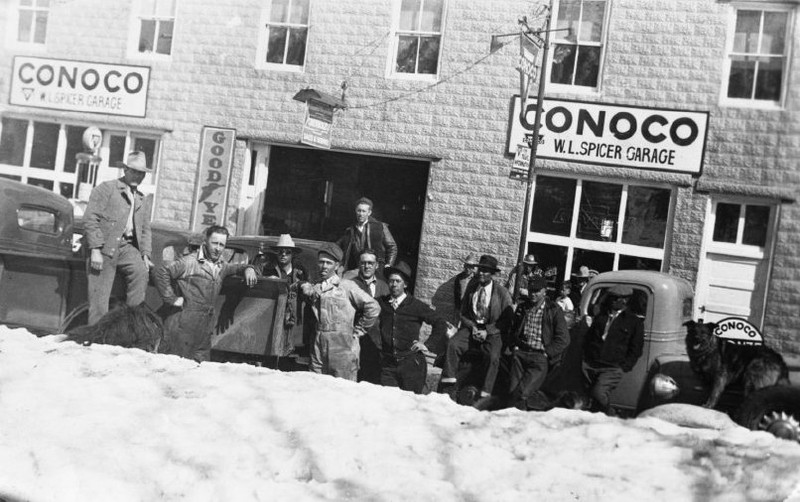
386, 261, 413, 285
271, 234, 301, 253
608, 284, 633, 297
476, 254, 500, 273
571, 265, 597, 279
114, 151, 151, 173
522, 254, 538, 265
463, 253, 479, 266
318, 242, 343, 263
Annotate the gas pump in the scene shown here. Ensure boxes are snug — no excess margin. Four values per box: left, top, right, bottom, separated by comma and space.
74, 126, 102, 201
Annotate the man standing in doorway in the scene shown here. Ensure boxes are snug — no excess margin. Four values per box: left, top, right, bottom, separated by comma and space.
301, 243, 380, 381
337, 197, 398, 275
83, 151, 154, 325
347, 249, 389, 384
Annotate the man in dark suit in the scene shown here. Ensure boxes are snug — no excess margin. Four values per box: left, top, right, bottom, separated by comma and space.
336, 197, 398, 275
452, 253, 478, 315
582, 284, 645, 415
347, 249, 389, 384
439, 255, 513, 408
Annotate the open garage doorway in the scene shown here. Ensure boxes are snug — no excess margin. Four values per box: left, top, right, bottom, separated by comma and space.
256, 145, 430, 281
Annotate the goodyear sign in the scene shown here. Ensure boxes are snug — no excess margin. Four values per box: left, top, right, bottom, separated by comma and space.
192, 127, 236, 231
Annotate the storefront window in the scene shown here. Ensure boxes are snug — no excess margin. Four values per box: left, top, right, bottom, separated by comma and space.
618, 255, 662, 271
622, 185, 670, 248
530, 176, 576, 236
576, 180, 621, 242
0, 118, 27, 166
62, 126, 85, 174
30, 122, 59, 170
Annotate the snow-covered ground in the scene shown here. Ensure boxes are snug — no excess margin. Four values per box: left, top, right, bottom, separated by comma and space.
0, 326, 798, 502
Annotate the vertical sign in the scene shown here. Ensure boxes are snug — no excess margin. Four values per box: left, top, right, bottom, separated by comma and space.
300, 100, 334, 149
192, 127, 236, 231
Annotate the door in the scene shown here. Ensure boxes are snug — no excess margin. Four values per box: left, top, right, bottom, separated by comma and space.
695, 199, 777, 328
237, 144, 269, 235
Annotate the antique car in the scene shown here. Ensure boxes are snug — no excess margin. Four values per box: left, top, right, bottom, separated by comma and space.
0, 177, 324, 365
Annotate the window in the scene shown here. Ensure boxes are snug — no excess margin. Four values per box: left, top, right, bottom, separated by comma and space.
134, 0, 176, 56
723, 6, 792, 107
16, 0, 49, 44
712, 202, 771, 247
526, 175, 673, 282
550, 0, 608, 91
259, 0, 310, 69
17, 206, 58, 234
390, 0, 445, 78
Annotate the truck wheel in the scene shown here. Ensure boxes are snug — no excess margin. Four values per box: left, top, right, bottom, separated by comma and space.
736, 386, 800, 443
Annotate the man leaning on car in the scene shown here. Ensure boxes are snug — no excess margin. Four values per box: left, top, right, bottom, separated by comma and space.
83, 151, 154, 325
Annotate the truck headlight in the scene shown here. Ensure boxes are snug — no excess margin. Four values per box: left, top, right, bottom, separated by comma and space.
650, 373, 679, 400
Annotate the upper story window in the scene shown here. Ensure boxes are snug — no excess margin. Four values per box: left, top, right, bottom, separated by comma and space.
133, 0, 176, 57
549, 0, 608, 92
389, 0, 446, 79
258, 0, 310, 70
722, 5, 793, 108
16, 0, 49, 44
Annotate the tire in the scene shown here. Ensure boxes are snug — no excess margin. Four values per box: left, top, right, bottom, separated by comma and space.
735, 386, 800, 442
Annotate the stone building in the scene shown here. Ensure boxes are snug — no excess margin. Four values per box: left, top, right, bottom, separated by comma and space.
0, 0, 797, 353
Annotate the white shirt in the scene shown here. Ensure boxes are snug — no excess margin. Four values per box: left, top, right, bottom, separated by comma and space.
391, 293, 407, 310
472, 281, 493, 323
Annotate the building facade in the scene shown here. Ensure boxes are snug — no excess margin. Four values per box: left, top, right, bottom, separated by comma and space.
0, 0, 798, 354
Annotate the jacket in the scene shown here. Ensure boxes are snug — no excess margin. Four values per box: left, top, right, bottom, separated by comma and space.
351, 275, 390, 299
155, 249, 253, 308
583, 308, 645, 372
459, 279, 514, 337
306, 275, 380, 337
337, 217, 398, 270
262, 259, 308, 327
508, 298, 570, 364
452, 270, 475, 312
378, 294, 448, 359
83, 178, 152, 258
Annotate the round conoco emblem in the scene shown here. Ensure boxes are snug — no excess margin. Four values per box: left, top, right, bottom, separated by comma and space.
713, 317, 764, 346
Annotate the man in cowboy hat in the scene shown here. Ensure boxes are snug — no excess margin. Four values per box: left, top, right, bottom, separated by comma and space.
453, 253, 479, 315
582, 284, 644, 416
301, 242, 380, 381
506, 253, 543, 305
439, 254, 513, 408
570, 265, 598, 310
336, 197, 398, 276
83, 151, 154, 325
378, 262, 447, 394
262, 234, 309, 354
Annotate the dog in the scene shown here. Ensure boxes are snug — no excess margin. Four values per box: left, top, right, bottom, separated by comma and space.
684, 320, 790, 408
67, 303, 164, 353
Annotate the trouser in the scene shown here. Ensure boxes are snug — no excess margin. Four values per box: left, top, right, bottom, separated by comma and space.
582, 360, 624, 412
380, 352, 427, 394
162, 306, 216, 362
442, 328, 503, 395
508, 349, 549, 406
357, 327, 382, 384
87, 240, 148, 325
311, 329, 360, 381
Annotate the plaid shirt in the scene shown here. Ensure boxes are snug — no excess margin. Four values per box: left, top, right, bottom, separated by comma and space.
519, 302, 545, 351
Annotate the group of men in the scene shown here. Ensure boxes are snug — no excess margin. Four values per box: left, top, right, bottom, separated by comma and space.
83, 151, 644, 413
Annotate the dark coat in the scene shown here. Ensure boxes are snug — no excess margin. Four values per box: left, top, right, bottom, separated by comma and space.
583, 308, 645, 372
83, 178, 152, 258
337, 217, 398, 270
459, 279, 514, 337
262, 259, 308, 327
452, 270, 475, 312
351, 275, 390, 299
508, 298, 570, 364
378, 294, 448, 359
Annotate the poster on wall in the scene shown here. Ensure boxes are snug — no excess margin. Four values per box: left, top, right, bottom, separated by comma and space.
507, 97, 709, 175
191, 127, 236, 232
300, 100, 334, 149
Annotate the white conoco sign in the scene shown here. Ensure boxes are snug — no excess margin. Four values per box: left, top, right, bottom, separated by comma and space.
713, 317, 764, 346
507, 96, 709, 175
10, 56, 150, 117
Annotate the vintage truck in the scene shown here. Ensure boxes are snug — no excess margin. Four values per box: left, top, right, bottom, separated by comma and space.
0, 177, 322, 364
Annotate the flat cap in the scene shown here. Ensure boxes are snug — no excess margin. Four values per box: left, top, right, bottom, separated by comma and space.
318, 242, 343, 263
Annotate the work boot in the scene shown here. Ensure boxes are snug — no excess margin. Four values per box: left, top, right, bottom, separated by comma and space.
437, 381, 458, 402
472, 394, 498, 411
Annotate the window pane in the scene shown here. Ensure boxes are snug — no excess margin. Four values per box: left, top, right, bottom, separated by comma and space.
399, 0, 421, 31
571, 248, 613, 275
270, 0, 289, 23
33, 11, 47, 43
761, 12, 787, 54
156, 20, 173, 55
742, 205, 769, 246
37, 0, 50, 6
755, 57, 782, 101
63, 126, 85, 173
18, 10, 33, 42
580, 0, 605, 42
556, 0, 580, 41
267, 26, 288, 63
0, 118, 28, 166
28, 178, 54, 191
30, 122, 59, 170
733, 11, 760, 53
18, 207, 56, 233
109, 135, 126, 166
713, 203, 740, 243
619, 255, 661, 272
133, 138, 157, 176
531, 176, 576, 236
59, 182, 74, 199
139, 19, 156, 52
727, 57, 754, 98
395, 35, 419, 73
577, 181, 621, 242
622, 186, 670, 248
551, 44, 576, 84
286, 27, 307, 65
417, 36, 440, 74
420, 0, 443, 32
528, 242, 568, 284
574, 45, 600, 87
290, 0, 310, 24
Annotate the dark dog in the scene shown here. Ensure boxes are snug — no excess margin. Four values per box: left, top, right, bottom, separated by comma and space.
67, 303, 164, 353
684, 320, 790, 408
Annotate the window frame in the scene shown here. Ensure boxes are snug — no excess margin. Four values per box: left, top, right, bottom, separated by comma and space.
386, 0, 448, 81
6, 0, 50, 49
719, 2, 795, 110
547, 0, 611, 95
126, 0, 178, 60
707, 199, 776, 259
255, 0, 312, 72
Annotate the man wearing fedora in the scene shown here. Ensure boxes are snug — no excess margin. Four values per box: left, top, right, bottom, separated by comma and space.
581, 284, 644, 416
301, 242, 380, 381
262, 234, 309, 354
505, 253, 543, 305
378, 262, 448, 394
452, 253, 479, 316
439, 254, 513, 408
83, 151, 154, 325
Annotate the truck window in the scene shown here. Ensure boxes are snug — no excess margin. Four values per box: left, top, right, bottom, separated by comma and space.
17, 206, 59, 234
588, 285, 649, 320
